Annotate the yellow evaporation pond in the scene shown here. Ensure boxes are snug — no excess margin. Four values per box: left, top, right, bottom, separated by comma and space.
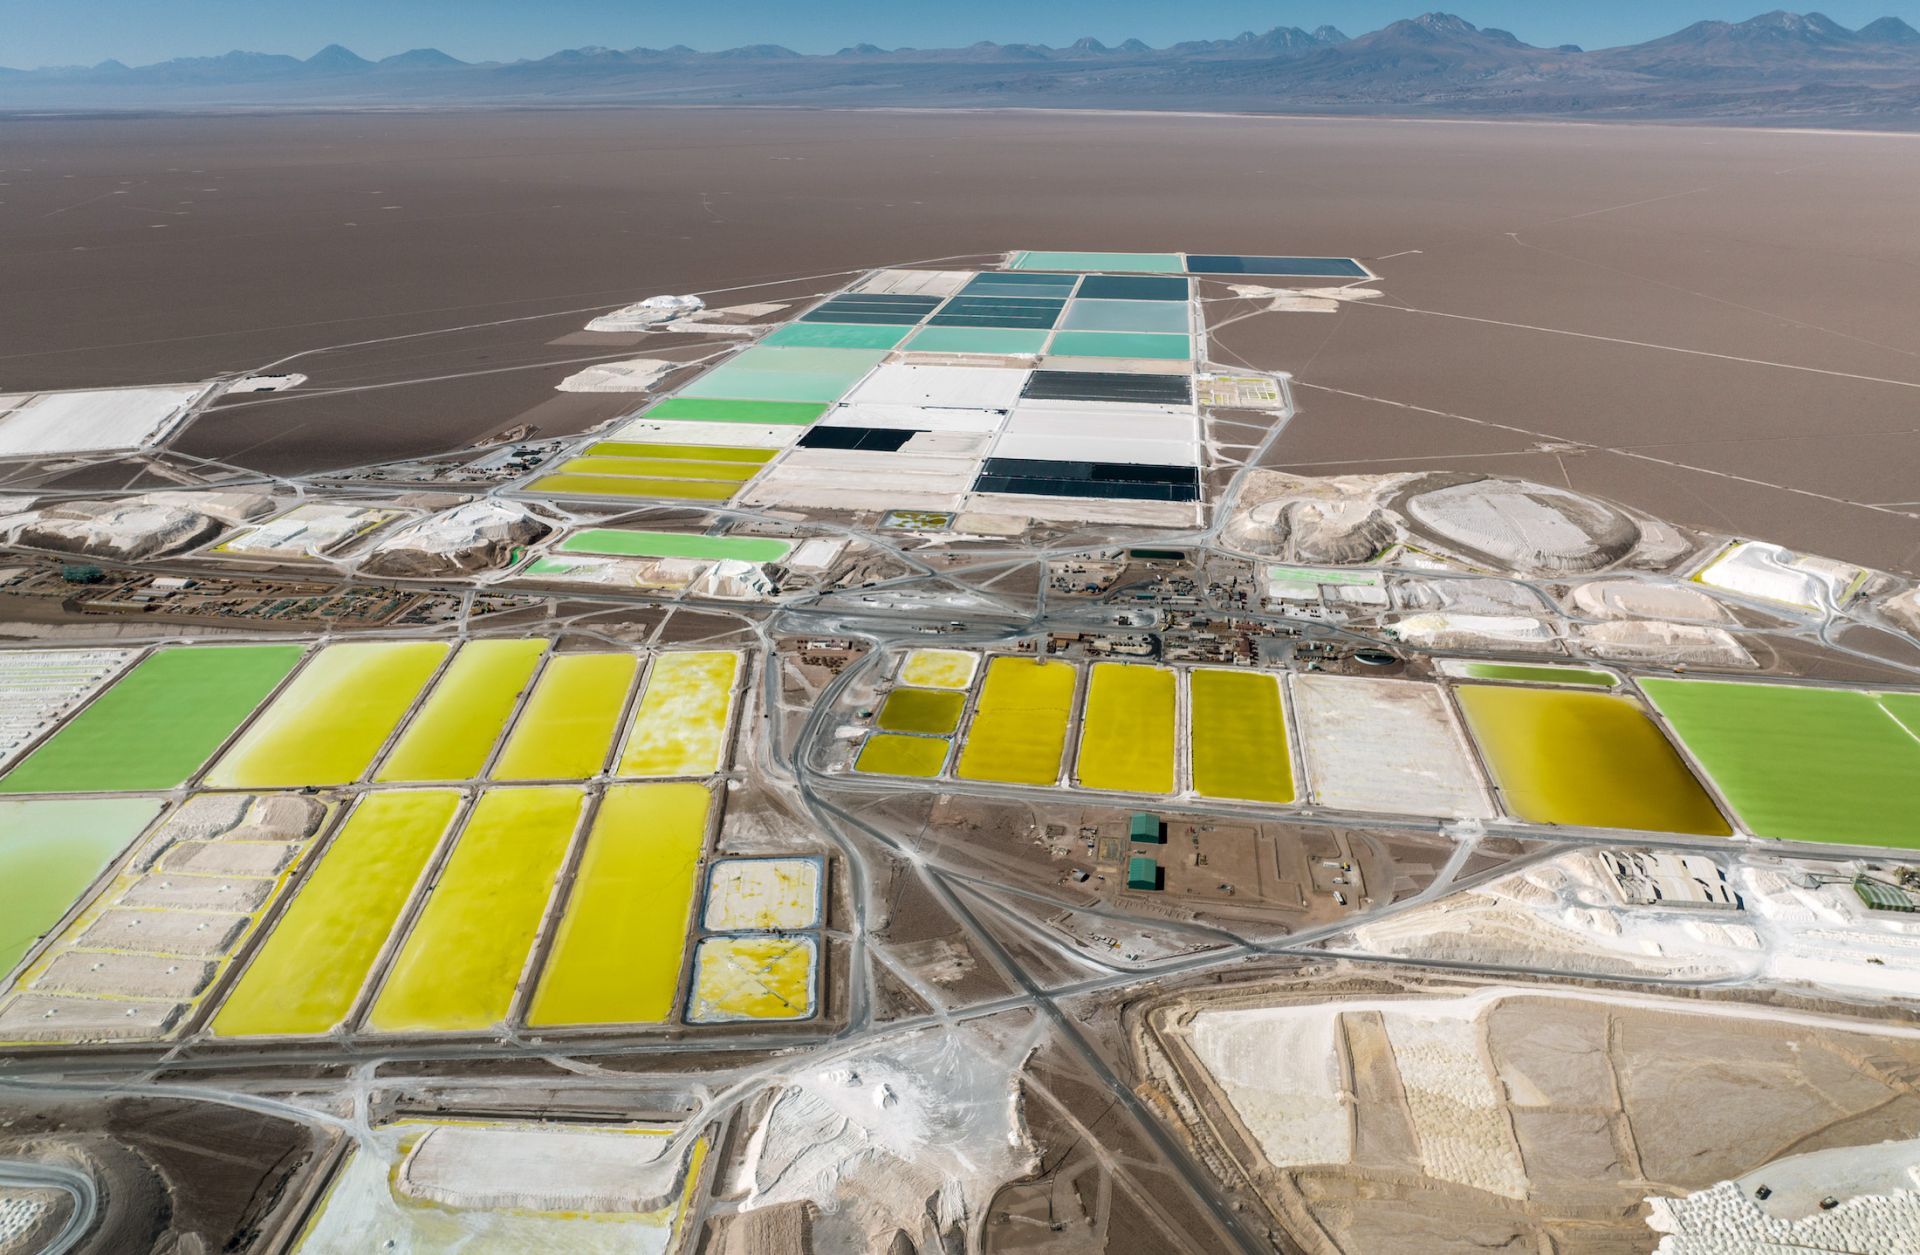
205, 641, 449, 788
375, 640, 545, 782
616, 652, 740, 777
1189, 669, 1294, 804
212, 790, 462, 1038
855, 733, 949, 778
527, 782, 712, 1027
492, 653, 639, 780
955, 656, 1077, 786
366, 787, 584, 1034
688, 935, 817, 1023
898, 648, 978, 690
1076, 663, 1176, 794
1456, 685, 1732, 835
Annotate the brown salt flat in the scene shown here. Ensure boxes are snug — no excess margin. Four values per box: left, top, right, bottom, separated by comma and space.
3, 109, 1915, 567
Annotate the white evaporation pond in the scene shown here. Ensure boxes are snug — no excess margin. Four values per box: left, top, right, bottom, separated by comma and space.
1290, 673, 1495, 819
0, 385, 204, 456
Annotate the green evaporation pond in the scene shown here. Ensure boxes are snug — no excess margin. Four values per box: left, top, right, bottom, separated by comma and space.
1059, 300, 1190, 333
640, 398, 827, 425
1012, 251, 1183, 273
678, 347, 886, 404
1643, 679, 1920, 848
558, 530, 793, 562
0, 645, 305, 793
1047, 331, 1192, 360
904, 327, 1050, 355
0, 797, 162, 975
1463, 663, 1616, 689
762, 323, 910, 350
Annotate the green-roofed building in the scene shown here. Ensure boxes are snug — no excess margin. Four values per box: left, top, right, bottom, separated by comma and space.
1130, 812, 1165, 844
1855, 876, 1919, 914
1127, 856, 1162, 892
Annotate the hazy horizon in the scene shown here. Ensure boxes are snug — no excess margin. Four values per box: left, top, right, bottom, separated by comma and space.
6, 1, 1920, 70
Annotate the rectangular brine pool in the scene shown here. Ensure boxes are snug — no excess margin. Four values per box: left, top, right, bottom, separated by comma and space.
491, 653, 638, 781
367, 787, 586, 1034
1188, 669, 1294, 804
528, 782, 712, 1028
955, 657, 1078, 786
1455, 685, 1729, 835
375, 641, 545, 783
617, 651, 741, 778
1076, 663, 1177, 795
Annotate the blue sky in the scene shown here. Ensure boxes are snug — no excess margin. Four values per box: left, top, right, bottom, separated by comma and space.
6, 1, 1919, 68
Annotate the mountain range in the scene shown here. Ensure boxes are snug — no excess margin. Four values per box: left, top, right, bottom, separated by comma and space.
7, 11, 1920, 127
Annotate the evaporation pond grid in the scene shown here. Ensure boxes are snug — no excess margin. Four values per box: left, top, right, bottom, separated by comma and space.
211, 790, 464, 1037
375, 640, 546, 783
367, 787, 585, 1034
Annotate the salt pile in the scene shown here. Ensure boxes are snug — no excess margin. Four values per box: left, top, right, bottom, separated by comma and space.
1569, 579, 1732, 623
557, 358, 676, 393
359, 500, 551, 576
1575, 621, 1755, 668
1388, 612, 1558, 652
586, 295, 705, 331
737, 1025, 1036, 1251
1403, 476, 1640, 576
1696, 540, 1864, 614
4, 499, 222, 559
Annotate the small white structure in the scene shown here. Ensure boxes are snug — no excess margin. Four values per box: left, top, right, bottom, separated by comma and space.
226, 374, 306, 393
